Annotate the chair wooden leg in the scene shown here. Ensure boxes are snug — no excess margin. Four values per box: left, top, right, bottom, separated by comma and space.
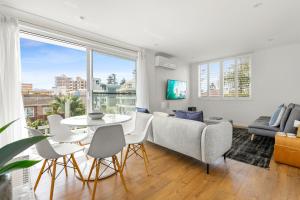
87, 158, 96, 181
121, 144, 130, 172
92, 160, 100, 200
141, 146, 150, 176
34, 159, 47, 191
113, 155, 128, 191
50, 159, 57, 200
63, 156, 68, 177
71, 154, 85, 185
112, 156, 117, 171
141, 144, 149, 164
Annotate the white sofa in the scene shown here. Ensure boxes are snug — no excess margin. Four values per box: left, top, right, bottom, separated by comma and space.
148, 115, 233, 174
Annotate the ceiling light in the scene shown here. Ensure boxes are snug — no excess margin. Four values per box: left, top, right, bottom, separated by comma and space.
253, 2, 263, 8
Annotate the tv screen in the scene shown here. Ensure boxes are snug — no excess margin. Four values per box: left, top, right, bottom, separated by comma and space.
166, 80, 187, 100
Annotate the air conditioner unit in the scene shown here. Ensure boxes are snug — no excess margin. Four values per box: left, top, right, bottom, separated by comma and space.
155, 56, 176, 70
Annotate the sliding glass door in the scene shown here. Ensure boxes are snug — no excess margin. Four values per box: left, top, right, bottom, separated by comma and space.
20, 32, 137, 129
92, 51, 136, 114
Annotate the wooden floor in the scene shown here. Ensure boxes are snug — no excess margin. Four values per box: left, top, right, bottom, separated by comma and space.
31, 142, 300, 200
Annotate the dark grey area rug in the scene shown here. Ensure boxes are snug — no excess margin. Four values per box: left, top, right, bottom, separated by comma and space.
225, 128, 275, 168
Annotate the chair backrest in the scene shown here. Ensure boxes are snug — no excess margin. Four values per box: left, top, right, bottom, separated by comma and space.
134, 112, 154, 142
87, 124, 126, 159
47, 114, 71, 141
27, 128, 60, 159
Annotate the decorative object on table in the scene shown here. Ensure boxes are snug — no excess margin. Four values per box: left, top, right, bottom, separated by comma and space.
188, 106, 197, 111
226, 128, 274, 168
274, 132, 300, 168
88, 112, 104, 120
0, 119, 48, 200
293, 120, 300, 138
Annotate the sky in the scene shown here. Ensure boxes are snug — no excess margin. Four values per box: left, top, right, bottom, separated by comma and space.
20, 37, 136, 90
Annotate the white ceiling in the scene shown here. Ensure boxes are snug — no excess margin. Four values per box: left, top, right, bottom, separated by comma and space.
1, 0, 300, 62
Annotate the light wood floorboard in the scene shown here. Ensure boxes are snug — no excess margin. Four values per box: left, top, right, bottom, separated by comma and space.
31, 142, 300, 200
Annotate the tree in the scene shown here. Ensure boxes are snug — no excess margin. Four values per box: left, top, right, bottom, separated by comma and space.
120, 78, 126, 85
50, 96, 85, 117
107, 73, 117, 84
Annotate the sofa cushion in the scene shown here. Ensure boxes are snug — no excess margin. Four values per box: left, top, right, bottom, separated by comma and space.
136, 107, 150, 113
283, 107, 300, 133
249, 116, 279, 132
175, 110, 188, 119
269, 104, 285, 126
280, 103, 295, 131
175, 110, 204, 122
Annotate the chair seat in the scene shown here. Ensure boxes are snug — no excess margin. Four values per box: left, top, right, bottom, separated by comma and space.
53, 132, 88, 143
52, 143, 84, 156
125, 133, 143, 145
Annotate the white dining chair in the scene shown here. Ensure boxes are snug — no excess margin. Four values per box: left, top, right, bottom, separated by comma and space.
47, 114, 87, 144
27, 128, 85, 200
86, 124, 127, 200
122, 112, 153, 175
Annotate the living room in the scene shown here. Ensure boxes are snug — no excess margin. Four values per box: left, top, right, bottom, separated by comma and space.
0, 0, 300, 200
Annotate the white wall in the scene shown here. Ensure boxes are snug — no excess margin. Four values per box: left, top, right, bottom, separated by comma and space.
145, 49, 190, 113
190, 43, 300, 126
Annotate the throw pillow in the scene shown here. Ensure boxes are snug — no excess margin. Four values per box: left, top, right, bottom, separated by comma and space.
136, 107, 150, 113
280, 103, 295, 131
269, 104, 284, 126
283, 108, 300, 133
187, 111, 204, 122
175, 110, 188, 119
272, 106, 286, 127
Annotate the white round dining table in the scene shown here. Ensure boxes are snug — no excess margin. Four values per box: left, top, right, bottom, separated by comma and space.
61, 114, 132, 181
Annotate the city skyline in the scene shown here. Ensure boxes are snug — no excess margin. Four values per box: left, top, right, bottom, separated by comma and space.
20, 37, 136, 90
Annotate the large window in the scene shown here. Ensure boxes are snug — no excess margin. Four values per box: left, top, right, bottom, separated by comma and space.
20, 32, 138, 129
199, 55, 251, 98
92, 51, 136, 114
20, 35, 87, 128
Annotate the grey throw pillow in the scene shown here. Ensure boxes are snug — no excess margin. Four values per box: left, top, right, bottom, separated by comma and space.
283, 107, 300, 133
280, 103, 295, 131
269, 104, 284, 126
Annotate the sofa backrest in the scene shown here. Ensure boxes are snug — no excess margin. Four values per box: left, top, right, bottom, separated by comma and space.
151, 115, 206, 160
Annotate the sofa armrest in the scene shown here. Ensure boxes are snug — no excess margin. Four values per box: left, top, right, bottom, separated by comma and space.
201, 122, 233, 164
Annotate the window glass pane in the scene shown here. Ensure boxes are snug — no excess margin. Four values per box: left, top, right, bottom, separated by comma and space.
237, 57, 251, 97
92, 51, 136, 114
223, 59, 236, 97
199, 64, 208, 96
209, 62, 221, 96
20, 36, 87, 128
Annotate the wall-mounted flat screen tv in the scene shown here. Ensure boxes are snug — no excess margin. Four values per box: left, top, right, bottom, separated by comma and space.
166, 79, 187, 100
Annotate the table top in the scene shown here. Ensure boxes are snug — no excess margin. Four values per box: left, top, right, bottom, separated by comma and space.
61, 114, 132, 127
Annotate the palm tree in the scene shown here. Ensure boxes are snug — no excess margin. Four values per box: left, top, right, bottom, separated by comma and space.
51, 96, 85, 117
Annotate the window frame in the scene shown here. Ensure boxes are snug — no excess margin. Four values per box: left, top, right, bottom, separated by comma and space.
19, 25, 139, 114
198, 54, 252, 100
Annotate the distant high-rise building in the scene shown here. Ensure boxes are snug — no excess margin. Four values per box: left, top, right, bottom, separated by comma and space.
54, 74, 87, 95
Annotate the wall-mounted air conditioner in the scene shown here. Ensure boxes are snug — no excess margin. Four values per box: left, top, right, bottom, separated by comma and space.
155, 56, 176, 70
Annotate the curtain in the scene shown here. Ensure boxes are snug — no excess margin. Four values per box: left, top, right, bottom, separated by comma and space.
0, 15, 26, 147
136, 49, 150, 109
